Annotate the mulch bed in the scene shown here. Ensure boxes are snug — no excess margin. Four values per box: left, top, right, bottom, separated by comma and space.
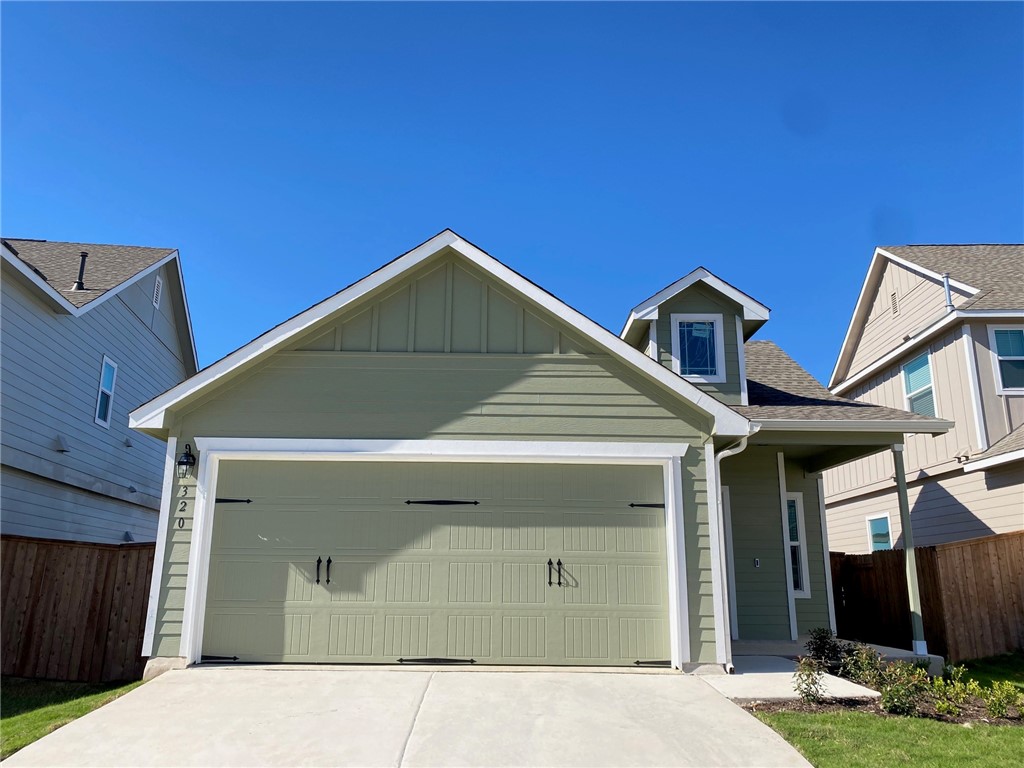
739, 696, 1023, 727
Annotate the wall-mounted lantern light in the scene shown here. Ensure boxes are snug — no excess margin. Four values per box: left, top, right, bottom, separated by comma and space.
176, 444, 197, 479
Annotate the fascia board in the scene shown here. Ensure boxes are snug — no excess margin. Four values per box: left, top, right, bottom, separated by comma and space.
754, 418, 954, 435
2, 244, 82, 315
963, 449, 1024, 473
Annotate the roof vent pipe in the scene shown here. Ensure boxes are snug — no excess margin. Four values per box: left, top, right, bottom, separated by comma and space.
72, 251, 88, 291
942, 272, 954, 312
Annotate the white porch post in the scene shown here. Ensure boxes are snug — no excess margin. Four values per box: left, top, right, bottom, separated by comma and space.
892, 444, 928, 656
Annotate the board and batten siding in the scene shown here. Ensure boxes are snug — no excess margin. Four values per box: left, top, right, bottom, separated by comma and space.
653, 282, 743, 406
826, 463, 1024, 553
846, 259, 971, 379
0, 264, 188, 543
825, 327, 976, 498
147, 253, 718, 662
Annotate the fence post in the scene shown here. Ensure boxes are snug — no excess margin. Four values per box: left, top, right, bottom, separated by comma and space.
892, 444, 928, 656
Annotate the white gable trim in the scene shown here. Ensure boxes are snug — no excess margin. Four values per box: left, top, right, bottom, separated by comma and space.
829, 248, 980, 388
620, 267, 770, 344
131, 231, 749, 436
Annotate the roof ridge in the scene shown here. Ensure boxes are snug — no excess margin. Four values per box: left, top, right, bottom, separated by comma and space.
3, 237, 176, 251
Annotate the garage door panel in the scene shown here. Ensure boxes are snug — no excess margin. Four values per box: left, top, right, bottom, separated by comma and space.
502, 512, 546, 551
328, 561, 376, 602
447, 562, 493, 603
212, 560, 315, 603
501, 615, 547, 658
327, 614, 375, 656
447, 615, 493, 658
501, 563, 548, 604
383, 614, 430, 657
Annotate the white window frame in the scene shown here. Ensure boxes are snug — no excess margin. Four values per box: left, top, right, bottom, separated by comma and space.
94, 356, 118, 428
901, 350, 936, 417
987, 325, 1024, 395
865, 513, 892, 552
785, 492, 810, 599
670, 313, 727, 383
153, 275, 164, 309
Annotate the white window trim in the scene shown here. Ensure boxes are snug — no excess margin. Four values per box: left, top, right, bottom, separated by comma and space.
865, 512, 892, 552
785, 492, 811, 599
94, 356, 118, 428
901, 350, 936, 417
178, 438, 692, 669
670, 313, 727, 384
153, 275, 164, 309
987, 325, 1024, 395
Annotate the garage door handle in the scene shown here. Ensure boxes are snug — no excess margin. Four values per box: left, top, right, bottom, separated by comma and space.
556, 559, 563, 587
325, 557, 332, 585
316, 556, 322, 585
547, 559, 554, 586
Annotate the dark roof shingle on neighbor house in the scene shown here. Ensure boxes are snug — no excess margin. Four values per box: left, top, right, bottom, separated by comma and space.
2, 238, 175, 308
881, 244, 1024, 311
737, 340, 944, 424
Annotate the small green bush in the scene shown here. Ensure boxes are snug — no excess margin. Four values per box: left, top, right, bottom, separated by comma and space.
804, 627, 850, 673
840, 643, 885, 688
794, 656, 827, 703
879, 660, 929, 716
981, 680, 1023, 719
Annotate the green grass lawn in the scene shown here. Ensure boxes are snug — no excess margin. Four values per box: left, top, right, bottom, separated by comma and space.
756, 710, 1024, 768
1, 677, 142, 759
962, 651, 1024, 694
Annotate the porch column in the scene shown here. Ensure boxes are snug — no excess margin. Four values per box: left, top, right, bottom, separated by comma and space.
892, 444, 928, 656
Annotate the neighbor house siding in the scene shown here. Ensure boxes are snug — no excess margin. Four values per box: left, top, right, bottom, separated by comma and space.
0, 268, 188, 543
653, 283, 743, 405
846, 259, 971, 378
970, 320, 1024, 444
826, 462, 1024, 553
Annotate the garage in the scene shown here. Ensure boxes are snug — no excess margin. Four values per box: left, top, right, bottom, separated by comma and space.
202, 460, 670, 666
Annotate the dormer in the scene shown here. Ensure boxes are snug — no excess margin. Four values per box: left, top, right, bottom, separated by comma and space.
621, 267, 770, 406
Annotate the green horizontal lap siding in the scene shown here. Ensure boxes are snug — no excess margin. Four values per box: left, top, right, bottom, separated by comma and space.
655, 283, 743, 406
786, 465, 831, 634
721, 447, 791, 640
683, 446, 717, 663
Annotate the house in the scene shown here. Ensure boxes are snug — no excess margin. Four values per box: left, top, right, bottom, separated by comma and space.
1, 238, 197, 544
130, 230, 948, 677
824, 245, 1024, 553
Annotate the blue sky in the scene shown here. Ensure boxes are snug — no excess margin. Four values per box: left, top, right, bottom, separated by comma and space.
3, 2, 1022, 382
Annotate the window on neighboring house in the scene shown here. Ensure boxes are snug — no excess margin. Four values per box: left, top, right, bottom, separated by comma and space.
902, 352, 935, 417
152, 276, 163, 309
990, 327, 1024, 392
785, 493, 810, 598
867, 515, 891, 552
670, 313, 726, 383
94, 356, 118, 428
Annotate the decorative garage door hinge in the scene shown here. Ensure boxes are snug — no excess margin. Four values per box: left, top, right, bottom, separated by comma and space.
202, 654, 240, 662
215, 498, 252, 504
628, 503, 665, 508
397, 657, 477, 664
404, 499, 479, 506
633, 659, 671, 667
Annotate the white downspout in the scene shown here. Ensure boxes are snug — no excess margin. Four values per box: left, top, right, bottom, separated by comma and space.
714, 422, 762, 673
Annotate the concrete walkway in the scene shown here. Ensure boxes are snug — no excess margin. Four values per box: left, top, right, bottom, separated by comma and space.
701, 656, 879, 701
3, 667, 811, 767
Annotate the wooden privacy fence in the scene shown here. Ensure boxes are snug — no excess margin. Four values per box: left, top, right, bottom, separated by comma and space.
1, 535, 155, 682
831, 530, 1024, 663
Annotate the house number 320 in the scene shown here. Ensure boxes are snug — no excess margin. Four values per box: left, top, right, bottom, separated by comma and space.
178, 485, 188, 528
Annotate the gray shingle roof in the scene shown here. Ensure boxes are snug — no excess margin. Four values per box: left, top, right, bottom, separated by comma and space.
881, 244, 1024, 311
737, 340, 945, 424
3, 238, 175, 308
969, 423, 1024, 465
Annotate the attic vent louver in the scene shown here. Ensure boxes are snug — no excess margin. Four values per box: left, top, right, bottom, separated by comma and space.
890, 291, 899, 316
72, 251, 88, 291
153, 276, 163, 309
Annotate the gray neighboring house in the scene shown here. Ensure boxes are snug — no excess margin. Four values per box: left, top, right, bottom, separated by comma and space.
825, 245, 1024, 553
1, 238, 198, 544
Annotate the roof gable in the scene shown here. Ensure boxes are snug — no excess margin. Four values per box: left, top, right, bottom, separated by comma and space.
131, 230, 749, 437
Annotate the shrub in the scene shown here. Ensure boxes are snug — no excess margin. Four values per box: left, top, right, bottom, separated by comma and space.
804, 627, 850, 673
879, 660, 929, 716
981, 680, 1023, 719
840, 643, 885, 688
794, 656, 827, 703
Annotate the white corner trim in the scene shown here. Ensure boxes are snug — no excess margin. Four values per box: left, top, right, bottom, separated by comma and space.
963, 448, 1024, 472
669, 313, 727, 384
131, 231, 749, 437
960, 325, 988, 452
777, 452, 798, 641
142, 436, 177, 657
704, 443, 728, 664
176, 438, 693, 667
816, 477, 836, 635
736, 316, 749, 406
722, 486, 739, 640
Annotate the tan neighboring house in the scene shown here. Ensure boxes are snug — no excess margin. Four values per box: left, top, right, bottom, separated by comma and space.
825, 245, 1024, 553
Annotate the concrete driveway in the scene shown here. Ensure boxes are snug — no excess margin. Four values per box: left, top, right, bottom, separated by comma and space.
3, 667, 810, 767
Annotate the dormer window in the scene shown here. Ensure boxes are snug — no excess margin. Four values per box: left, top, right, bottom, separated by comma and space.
670, 313, 726, 383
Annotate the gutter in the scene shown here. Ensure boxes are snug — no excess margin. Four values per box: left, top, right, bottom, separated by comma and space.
713, 421, 762, 674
